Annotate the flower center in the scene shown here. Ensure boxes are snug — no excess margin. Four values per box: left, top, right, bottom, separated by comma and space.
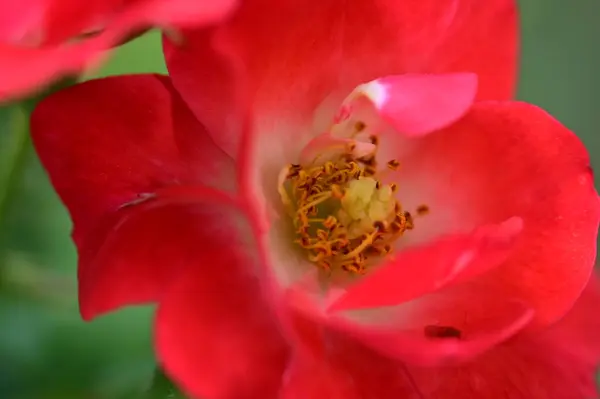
279, 135, 417, 275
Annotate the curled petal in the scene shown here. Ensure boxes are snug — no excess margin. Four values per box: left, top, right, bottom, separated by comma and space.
329, 217, 523, 311
383, 101, 599, 326
338, 300, 534, 366
404, 279, 600, 398
289, 278, 535, 367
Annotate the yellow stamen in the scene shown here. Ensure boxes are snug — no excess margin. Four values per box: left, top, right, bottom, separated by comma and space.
295, 192, 332, 214
279, 134, 427, 275
340, 230, 379, 260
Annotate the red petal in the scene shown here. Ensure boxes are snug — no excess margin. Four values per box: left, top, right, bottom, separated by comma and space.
0, 0, 238, 101
330, 217, 522, 311
155, 200, 289, 399
76, 186, 238, 320
404, 279, 600, 398
346, 73, 477, 137
0, 0, 47, 43
0, 40, 105, 100
0, 0, 121, 44
340, 298, 534, 366
289, 277, 534, 366
31, 75, 236, 317
280, 357, 359, 399
406, 346, 598, 398
540, 274, 600, 366
385, 101, 599, 326
109, 0, 239, 32
288, 277, 600, 397
96, 0, 241, 49
163, 29, 245, 158
31, 74, 234, 247
282, 312, 416, 399
165, 0, 517, 155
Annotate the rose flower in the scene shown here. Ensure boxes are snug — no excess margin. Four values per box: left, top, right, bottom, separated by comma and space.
31, 0, 600, 397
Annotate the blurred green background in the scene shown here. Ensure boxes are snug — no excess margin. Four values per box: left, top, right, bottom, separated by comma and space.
0, 1, 599, 398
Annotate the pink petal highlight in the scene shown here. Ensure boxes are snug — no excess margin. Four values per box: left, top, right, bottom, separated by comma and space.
349, 73, 478, 137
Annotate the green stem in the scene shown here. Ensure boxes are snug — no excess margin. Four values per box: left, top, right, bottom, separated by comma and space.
0, 77, 78, 286
0, 76, 78, 238
144, 369, 185, 399
0, 105, 31, 232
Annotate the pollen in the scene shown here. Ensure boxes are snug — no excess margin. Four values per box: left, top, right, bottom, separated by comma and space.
279, 131, 423, 275
416, 204, 430, 216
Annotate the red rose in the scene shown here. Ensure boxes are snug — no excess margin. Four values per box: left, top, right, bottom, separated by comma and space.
0, 0, 238, 101
31, 0, 600, 398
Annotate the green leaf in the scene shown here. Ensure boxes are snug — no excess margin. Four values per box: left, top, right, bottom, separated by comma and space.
143, 368, 186, 399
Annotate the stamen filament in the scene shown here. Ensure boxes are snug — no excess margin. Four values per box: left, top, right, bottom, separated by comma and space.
340, 230, 379, 260
295, 192, 332, 214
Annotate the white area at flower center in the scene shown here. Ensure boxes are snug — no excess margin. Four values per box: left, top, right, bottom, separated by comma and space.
246, 77, 482, 290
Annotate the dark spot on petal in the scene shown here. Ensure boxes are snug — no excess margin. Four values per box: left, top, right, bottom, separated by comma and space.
424, 325, 462, 339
